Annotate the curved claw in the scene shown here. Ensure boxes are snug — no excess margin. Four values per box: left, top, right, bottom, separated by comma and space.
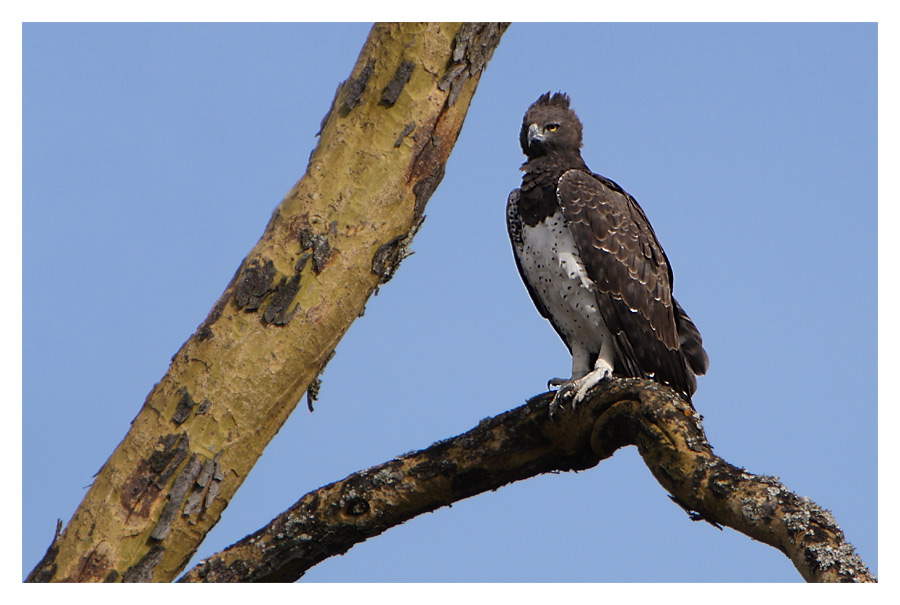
548, 393, 565, 421
548, 380, 576, 420
547, 377, 568, 391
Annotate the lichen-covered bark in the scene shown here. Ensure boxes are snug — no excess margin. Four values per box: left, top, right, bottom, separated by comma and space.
178, 378, 875, 583
26, 22, 510, 583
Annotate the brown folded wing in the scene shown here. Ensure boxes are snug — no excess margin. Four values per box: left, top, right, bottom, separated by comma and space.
556, 169, 695, 400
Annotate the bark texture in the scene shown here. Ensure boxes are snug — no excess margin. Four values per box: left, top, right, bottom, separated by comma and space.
179, 378, 875, 583
27, 22, 510, 583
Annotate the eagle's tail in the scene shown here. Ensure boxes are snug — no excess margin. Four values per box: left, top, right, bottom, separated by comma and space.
673, 298, 709, 387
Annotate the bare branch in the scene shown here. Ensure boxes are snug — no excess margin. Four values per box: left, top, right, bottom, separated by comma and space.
179, 378, 875, 583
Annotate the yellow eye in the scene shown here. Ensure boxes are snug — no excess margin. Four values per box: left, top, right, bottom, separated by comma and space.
546, 124, 559, 132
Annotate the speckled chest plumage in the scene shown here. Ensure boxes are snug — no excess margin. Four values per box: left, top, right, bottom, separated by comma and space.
510, 200, 611, 362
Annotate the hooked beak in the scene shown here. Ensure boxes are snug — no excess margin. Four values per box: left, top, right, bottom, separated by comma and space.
527, 123, 544, 146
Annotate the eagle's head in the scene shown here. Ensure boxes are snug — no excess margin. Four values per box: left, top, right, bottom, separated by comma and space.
520, 92, 583, 159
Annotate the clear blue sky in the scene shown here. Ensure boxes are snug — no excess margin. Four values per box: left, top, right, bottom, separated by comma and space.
23, 22, 876, 582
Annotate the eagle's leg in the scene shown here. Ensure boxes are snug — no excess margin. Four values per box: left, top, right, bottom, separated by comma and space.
549, 346, 613, 418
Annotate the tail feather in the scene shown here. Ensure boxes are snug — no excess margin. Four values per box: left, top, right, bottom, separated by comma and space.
673, 297, 709, 377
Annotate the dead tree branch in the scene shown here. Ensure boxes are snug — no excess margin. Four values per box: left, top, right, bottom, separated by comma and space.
179, 378, 875, 583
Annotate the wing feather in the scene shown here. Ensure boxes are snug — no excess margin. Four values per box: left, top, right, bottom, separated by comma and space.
556, 169, 695, 398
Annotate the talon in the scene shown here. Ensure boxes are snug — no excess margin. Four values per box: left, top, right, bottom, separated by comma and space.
548, 391, 567, 420
571, 366, 612, 405
547, 377, 567, 391
558, 383, 576, 401
547, 381, 575, 419
546, 367, 612, 418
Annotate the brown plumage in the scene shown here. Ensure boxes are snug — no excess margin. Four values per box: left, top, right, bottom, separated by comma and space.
507, 92, 707, 407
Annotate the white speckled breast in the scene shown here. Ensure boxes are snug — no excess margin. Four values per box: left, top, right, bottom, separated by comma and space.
516, 209, 610, 358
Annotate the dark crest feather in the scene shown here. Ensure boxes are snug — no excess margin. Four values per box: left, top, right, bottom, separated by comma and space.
533, 91, 570, 110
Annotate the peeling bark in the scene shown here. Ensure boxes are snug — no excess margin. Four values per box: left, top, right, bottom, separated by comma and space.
178, 378, 876, 583
381, 60, 416, 106
27, 22, 510, 583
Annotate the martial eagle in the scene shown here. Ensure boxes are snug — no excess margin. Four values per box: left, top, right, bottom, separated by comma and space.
506, 92, 708, 414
